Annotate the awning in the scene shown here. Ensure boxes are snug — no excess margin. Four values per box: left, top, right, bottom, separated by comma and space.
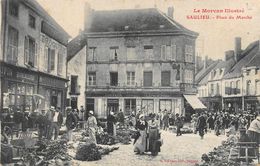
184, 95, 207, 109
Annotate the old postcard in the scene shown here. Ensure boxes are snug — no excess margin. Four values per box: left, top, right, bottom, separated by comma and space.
0, 0, 260, 165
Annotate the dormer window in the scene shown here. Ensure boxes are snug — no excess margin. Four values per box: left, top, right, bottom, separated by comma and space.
159, 25, 165, 29
124, 26, 129, 30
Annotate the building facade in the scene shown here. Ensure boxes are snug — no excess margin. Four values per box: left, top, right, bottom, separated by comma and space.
0, 0, 70, 114
83, 8, 199, 119
197, 39, 260, 113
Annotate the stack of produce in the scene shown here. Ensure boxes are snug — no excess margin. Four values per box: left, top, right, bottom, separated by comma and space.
116, 128, 132, 144
75, 143, 101, 161
96, 132, 117, 145
199, 136, 240, 166
36, 139, 72, 162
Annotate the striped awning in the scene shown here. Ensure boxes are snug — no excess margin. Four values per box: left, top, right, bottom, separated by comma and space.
184, 95, 207, 109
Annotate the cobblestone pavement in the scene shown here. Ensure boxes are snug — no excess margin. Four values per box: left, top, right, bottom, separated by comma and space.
74, 131, 226, 166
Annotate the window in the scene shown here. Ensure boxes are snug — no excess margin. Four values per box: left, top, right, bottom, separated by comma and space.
70, 75, 78, 94
9, 0, 19, 17
143, 71, 153, 87
57, 52, 63, 75
110, 46, 119, 61
236, 80, 241, 94
161, 45, 177, 61
210, 84, 214, 96
142, 99, 154, 114
124, 99, 136, 116
88, 47, 96, 61
246, 80, 252, 95
161, 45, 166, 60
88, 72, 96, 86
144, 45, 153, 60
24, 36, 37, 67
7, 26, 18, 64
225, 82, 231, 95
185, 45, 193, 62
231, 81, 235, 94
28, 14, 36, 29
127, 72, 135, 86
161, 71, 171, 86
110, 72, 118, 86
126, 47, 136, 60
256, 80, 260, 95
184, 70, 193, 83
47, 48, 55, 72
216, 83, 220, 95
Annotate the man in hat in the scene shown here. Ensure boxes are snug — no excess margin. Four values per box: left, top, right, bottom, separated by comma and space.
66, 107, 77, 141
52, 107, 63, 140
36, 109, 47, 140
86, 110, 98, 144
107, 111, 117, 136
46, 106, 55, 140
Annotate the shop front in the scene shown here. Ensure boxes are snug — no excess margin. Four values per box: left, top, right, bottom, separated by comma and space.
244, 96, 260, 113
199, 96, 222, 112
38, 74, 67, 114
1, 63, 38, 113
223, 97, 242, 113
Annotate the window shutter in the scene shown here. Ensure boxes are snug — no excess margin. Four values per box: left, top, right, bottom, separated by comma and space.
161, 45, 166, 60
166, 46, 171, 60
143, 72, 153, 87
44, 47, 48, 71
51, 49, 55, 71
58, 52, 63, 75
24, 36, 29, 64
171, 45, 176, 60
34, 42, 38, 68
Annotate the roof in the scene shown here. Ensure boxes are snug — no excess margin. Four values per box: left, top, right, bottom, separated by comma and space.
195, 61, 220, 84
67, 33, 87, 61
87, 8, 198, 36
22, 0, 70, 42
224, 41, 259, 79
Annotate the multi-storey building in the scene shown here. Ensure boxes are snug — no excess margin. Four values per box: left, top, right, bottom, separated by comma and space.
0, 0, 70, 114
81, 7, 201, 119
196, 38, 260, 113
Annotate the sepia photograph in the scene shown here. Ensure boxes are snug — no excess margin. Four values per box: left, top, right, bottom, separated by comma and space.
0, 0, 260, 165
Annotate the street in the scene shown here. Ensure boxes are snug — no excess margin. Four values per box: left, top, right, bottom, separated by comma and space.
74, 131, 226, 166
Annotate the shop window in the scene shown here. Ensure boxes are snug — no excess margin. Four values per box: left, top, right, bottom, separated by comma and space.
9, 0, 19, 17
143, 71, 153, 87
144, 45, 153, 60
110, 72, 118, 86
127, 47, 136, 60
24, 36, 37, 67
88, 47, 97, 61
142, 99, 154, 114
28, 14, 36, 29
109, 46, 119, 61
161, 71, 171, 86
7, 26, 18, 64
88, 72, 96, 86
124, 99, 136, 116
127, 72, 135, 86
159, 100, 172, 112
86, 98, 95, 113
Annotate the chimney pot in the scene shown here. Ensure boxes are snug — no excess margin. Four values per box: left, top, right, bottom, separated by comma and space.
234, 37, 241, 61
225, 50, 235, 61
167, 6, 174, 19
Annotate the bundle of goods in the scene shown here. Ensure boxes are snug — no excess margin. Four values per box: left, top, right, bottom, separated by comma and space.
36, 139, 72, 162
116, 128, 132, 144
171, 126, 193, 134
96, 132, 117, 145
75, 143, 101, 161
199, 135, 240, 166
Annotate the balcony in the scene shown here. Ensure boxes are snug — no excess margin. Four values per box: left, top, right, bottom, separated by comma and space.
180, 83, 197, 93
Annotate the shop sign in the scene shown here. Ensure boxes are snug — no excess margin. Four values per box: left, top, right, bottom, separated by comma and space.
17, 72, 36, 82
1, 66, 13, 77
39, 76, 65, 88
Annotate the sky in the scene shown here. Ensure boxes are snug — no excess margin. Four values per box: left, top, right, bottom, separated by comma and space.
37, 0, 260, 60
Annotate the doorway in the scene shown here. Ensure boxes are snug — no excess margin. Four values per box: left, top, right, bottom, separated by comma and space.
107, 99, 119, 116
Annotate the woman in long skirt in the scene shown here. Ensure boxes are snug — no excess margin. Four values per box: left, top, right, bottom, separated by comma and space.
134, 114, 148, 154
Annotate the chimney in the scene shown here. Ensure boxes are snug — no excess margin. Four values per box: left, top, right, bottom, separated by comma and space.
203, 55, 208, 69
225, 50, 235, 61
84, 2, 93, 31
234, 37, 241, 61
167, 6, 174, 19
